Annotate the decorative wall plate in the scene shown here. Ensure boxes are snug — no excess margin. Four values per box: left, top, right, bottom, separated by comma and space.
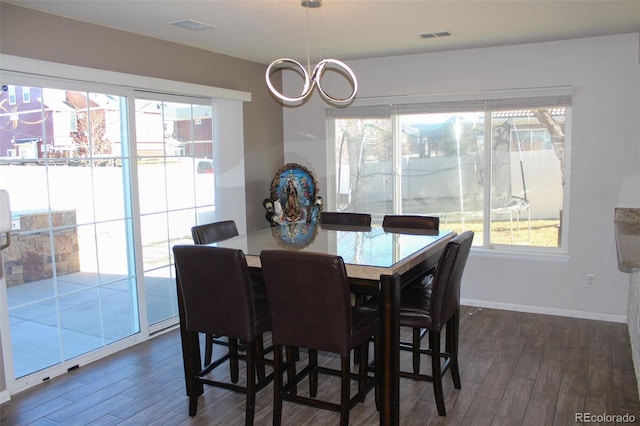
268, 163, 319, 224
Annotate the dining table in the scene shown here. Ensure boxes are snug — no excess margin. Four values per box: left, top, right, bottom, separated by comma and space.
178, 222, 456, 425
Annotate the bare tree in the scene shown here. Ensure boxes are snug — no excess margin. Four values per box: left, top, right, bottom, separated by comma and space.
533, 109, 565, 184
337, 119, 391, 210
67, 92, 111, 166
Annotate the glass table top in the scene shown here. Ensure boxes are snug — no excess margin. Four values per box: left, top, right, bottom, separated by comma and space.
216, 223, 454, 270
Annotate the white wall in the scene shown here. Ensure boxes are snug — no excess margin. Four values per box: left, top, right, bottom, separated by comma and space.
213, 98, 248, 234
283, 33, 640, 321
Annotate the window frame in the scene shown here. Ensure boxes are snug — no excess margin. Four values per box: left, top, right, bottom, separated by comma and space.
0, 54, 250, 395
326, 87, 573, 253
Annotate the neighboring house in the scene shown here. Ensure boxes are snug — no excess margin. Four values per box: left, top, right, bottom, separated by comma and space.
0, 86, 109, 161
0, 87, 214, 161
0, 85, 53, 159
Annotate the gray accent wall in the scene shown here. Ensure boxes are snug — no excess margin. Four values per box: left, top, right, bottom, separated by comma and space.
0, 2, 284, 232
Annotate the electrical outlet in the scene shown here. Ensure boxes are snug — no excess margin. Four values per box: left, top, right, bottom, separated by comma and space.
586, 273, 595, 288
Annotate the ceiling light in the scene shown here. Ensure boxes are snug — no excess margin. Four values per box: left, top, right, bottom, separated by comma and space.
170, 19, 214, 31
265, 0, 358, 106
266, 58, 358, 104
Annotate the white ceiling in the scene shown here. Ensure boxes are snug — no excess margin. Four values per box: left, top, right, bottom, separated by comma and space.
5, 0, 640, 65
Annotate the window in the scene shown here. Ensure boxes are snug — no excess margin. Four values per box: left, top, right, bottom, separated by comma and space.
0, 54, 248, 395
0, 85, 139, 380
134, 97, 215, 327
328, 89, 571, 250
8, 85, 16, 105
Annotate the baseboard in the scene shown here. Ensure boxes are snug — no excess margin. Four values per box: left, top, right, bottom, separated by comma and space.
461, 298, 627, 323
0, 389, 10, 404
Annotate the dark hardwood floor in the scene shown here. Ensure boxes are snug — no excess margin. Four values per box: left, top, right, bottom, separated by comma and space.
1, 306, 639, 425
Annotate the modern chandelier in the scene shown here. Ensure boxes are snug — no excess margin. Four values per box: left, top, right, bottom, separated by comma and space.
265, 0, 358, 106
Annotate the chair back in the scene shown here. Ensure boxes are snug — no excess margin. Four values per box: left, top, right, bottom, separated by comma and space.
429, 231, 474, 330
173, 245, 258, 341
260, 250, 353, 357
382, 215, 439, 233
320, 212, 372, 227
191, 220, 239, 245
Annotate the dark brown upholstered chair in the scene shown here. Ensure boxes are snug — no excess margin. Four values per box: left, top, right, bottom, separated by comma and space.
382, 214, 441, 286
379, 214, 442, 347
319, 211, 372, 227
173, 245, 273, 424
260, 250, 379, 426
191, 220, 244, 367
398, 231, 473, 416
191, 219, 239, 244
319, 212, 372, 309
382, 214, 439, 233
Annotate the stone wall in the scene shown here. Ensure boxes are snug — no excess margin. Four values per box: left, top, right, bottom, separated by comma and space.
3, 210, 79, 287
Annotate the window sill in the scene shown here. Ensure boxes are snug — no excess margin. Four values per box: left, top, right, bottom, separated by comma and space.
472, 247, 571, 262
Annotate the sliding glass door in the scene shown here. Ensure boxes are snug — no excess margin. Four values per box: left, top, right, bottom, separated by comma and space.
134, 98, 215, 330
0, 84, 215, 381
0, 85, 138, 378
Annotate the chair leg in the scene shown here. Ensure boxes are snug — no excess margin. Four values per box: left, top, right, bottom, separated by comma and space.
353, 293, 366, 365
309, 349, 318, 397
229, 338, 240, 383
245, 341, 257, 426
358, 341, 369, 401
188, 358, 200, 417
204, 333, 214, 366
188, 393, 198, 417
447, 313, 461, 389
273, 345, 284, 426
412, 327, 422, 374
285, 346, 297, 396
374, 335, 381, 411
255, 335, 266, 382
340, 356, 350, 426
429, 330, 446, 416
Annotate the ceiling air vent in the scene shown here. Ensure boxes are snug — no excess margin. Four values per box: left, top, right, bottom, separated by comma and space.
170, 19, 214, 31
419, 31, 453, 39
